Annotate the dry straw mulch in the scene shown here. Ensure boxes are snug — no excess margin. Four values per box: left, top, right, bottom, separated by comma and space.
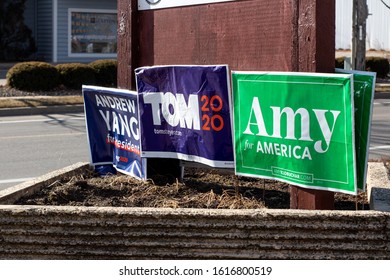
15, 168, 369, 210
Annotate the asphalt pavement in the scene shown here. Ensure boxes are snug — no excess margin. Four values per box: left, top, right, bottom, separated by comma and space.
0, 113, 89, 190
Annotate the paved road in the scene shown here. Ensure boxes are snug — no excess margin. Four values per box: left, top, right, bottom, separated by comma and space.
0, 113, 89, 190
369, 99, 390, 159
0, 99, 389, 192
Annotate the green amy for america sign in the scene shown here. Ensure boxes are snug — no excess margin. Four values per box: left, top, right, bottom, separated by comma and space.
232, 72, 357, 194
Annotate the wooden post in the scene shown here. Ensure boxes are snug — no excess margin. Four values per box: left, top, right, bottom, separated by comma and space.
117, 0, 337, 209
117, 1, 182, 181
290, 187, 335, 210
352, 0, 368, 71
117, 0, 138, 90
290, 0, 336, 210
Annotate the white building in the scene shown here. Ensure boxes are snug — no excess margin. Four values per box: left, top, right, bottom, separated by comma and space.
336, 0, 390, 51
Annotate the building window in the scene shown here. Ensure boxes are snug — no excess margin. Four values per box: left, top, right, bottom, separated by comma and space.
69, 9, 117, 57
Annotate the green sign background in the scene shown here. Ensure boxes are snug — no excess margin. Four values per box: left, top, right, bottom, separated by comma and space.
232, 72, 357, 194
336, 69, 376, 191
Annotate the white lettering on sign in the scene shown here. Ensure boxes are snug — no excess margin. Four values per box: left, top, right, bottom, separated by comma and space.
95, 94, 139, 140
99, 110, 140, 141
138, 0, 236, 11
95, 94, 136, 114
243, 97, 340, 154
256, 141, 312, 160
143, 92, 201, 130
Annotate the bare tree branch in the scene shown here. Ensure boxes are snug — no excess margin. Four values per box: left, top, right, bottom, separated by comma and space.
381, 0, 390, 9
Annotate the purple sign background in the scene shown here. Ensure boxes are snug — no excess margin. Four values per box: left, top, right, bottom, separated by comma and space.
135, 65, 234, 168
83, 86, 145, 179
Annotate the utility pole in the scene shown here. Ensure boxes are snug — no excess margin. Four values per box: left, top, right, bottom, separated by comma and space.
352, 0, 369, 71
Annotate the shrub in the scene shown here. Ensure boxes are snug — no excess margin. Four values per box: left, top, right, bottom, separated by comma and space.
6, 61, 60, 91
365, 57, 389, 78
56, 63, 96, 90
335, 57, 344, 69
335, 56, 389, 78
89, 59, 117, 87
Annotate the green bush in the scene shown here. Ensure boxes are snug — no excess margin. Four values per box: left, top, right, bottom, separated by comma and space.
56, 63, 96, 90
6, 61, 60, 91
89, 59, 117, 87
365, 57, 389, 78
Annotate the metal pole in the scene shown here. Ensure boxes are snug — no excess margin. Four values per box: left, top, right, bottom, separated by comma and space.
352, 0, 368, 71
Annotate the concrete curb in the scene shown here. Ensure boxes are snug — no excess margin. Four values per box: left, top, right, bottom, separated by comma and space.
375, 91, 390, 99
0, 77, 389, 116
0, 162, 90, 204
0, 104, 84, 117
0, 89, 388, 117
366, 162, 390, 212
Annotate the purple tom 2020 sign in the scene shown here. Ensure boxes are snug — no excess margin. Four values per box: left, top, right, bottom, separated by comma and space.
135, 65, 234, 168
83, 86, 145, 179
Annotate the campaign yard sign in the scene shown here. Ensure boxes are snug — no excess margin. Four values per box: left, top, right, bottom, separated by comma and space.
232, 72, 357, 194
83, 86, 145, 180
135, 65, 234, 168
336, 69, 376, 191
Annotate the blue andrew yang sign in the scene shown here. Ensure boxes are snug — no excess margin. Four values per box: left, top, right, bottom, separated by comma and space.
83, 86, 145, 179
135, 65, 234, 168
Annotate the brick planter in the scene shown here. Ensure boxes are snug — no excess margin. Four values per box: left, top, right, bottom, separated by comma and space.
0, 162, 389, 259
